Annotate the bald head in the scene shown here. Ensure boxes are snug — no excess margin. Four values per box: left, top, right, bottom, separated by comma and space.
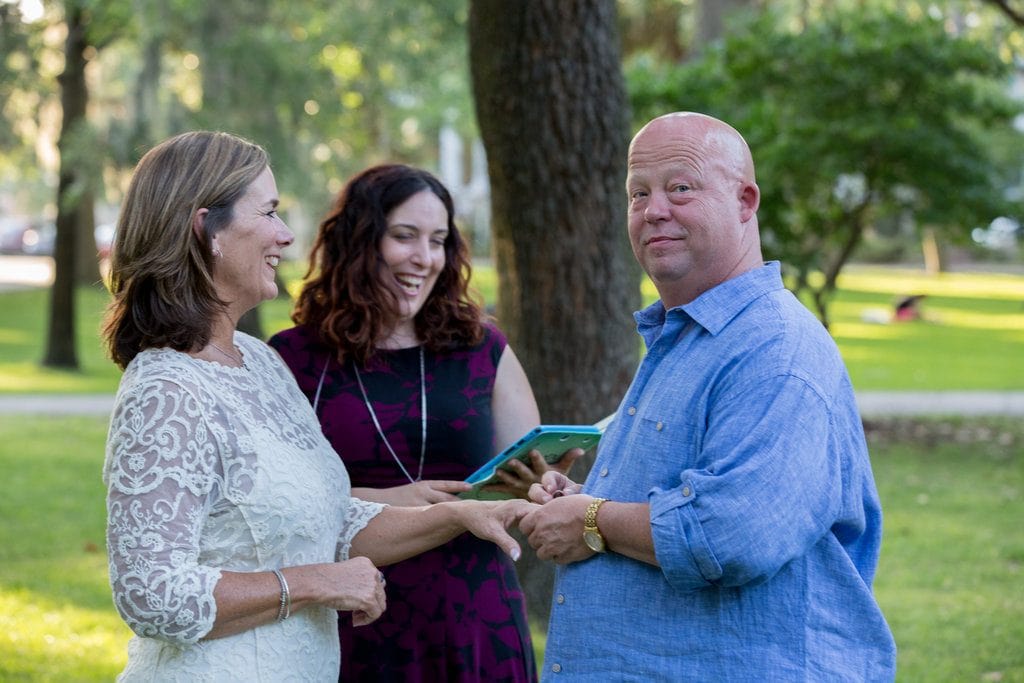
629, 112, 756, 186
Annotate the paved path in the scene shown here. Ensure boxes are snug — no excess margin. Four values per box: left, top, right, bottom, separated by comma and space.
1, 391, 1023, 417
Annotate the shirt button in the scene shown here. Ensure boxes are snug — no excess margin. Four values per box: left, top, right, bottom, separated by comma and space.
627, 406, 637, 415
599, 467, 609, 477
551, 664, 562, 673
655, 421, 664, 431
556, 594, 565, 604
682, 486, 691, 497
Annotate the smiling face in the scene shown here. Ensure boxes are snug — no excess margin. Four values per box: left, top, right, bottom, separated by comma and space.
210, 166, 294, 317
379, 189, 449, 336
626, 113, 762, 308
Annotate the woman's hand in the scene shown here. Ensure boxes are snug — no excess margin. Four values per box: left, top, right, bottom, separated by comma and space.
452, 499, 539, 560
487, 447, 585, 499
353, 480, 472, 506
293, 556, 387, 626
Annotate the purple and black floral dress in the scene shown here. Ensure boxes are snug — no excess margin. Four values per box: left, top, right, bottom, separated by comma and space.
269, 324, 536, 683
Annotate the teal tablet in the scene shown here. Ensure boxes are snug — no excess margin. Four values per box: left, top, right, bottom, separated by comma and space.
459, 425, 602, 500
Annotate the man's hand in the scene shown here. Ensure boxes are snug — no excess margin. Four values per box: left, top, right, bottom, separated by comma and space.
519, 492, 597, 564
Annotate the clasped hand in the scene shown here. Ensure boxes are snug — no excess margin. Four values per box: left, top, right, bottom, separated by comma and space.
518, 471, 595, 565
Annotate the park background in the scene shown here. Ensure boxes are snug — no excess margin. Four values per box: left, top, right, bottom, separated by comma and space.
1, 0, 1023, 680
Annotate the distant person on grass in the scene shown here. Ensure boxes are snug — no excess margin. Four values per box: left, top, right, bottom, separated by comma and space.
519, 112, 897, 680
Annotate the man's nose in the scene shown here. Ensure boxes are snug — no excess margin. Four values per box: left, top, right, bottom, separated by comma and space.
644, 192, 671, 222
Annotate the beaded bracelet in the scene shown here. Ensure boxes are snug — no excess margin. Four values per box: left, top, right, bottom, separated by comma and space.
271, 568, 291, 622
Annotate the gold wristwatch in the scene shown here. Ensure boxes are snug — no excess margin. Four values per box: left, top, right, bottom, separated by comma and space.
582, 497, 609, 553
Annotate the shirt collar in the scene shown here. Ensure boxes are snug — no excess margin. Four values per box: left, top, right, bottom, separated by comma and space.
635, 261, 785, 337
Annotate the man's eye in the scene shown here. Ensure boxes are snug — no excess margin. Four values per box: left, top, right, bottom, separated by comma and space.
630, 190, 648, 200
671, 184, 690, 193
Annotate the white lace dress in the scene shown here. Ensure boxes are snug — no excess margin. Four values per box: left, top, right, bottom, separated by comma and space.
104, 332, 385, 682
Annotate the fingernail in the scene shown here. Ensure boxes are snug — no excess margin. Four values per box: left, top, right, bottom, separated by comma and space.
511, 547, 521, 561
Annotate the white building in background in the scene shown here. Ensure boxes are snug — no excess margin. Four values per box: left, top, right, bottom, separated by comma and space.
438, 125, 492, 258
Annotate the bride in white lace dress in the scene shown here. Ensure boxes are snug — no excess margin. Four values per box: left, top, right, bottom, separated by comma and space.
102, 131, 533, 682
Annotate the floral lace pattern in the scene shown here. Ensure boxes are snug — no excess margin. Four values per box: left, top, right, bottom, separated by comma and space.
104, 333, 384, 681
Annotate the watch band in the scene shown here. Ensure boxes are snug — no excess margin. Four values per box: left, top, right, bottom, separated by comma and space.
584, 497, 608, 530
583, 497, 609, 553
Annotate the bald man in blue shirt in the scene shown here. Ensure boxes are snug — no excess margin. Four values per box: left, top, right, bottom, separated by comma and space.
519, 112, 896, 681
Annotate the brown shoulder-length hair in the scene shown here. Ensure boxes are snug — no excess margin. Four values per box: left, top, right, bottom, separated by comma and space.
292, 164, 485, 365
102, 131, 269, 369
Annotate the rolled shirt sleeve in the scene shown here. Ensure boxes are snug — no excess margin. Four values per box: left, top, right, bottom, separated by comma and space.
650, 373, 852, 591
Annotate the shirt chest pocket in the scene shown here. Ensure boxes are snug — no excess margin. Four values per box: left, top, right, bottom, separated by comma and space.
615, 412, 701, 491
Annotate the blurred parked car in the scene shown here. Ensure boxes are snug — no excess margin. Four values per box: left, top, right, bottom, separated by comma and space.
0, 218, 117, 257
0, 218, 55, 255
94, 222, 116, 260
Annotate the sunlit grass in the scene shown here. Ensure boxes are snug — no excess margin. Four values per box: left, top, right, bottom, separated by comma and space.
0, 583, 129, 680
838, 265, 1024, 301
0, 415, 130, 680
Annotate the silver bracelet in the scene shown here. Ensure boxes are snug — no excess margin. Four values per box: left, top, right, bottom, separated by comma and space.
271, 568, 290, 622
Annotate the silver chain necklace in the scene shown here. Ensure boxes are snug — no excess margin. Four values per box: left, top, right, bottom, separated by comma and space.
351, 346, 427, 484
208, 340, 244, 366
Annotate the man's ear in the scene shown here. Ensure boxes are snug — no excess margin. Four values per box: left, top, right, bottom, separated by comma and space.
739, 182, 760, 223
192, 208, 209, 242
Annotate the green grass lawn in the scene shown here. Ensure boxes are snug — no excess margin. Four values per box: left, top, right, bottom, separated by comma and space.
1, 414, 1020, 681
1, 262, 1022, 394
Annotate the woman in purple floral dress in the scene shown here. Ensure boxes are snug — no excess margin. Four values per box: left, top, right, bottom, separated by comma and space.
269, 165, 578, 682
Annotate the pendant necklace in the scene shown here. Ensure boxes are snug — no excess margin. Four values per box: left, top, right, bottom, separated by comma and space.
208, 340, 244, 367
351, 346, 427, 484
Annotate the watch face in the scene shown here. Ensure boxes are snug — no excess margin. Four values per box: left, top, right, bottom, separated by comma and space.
583, 529, 605, 553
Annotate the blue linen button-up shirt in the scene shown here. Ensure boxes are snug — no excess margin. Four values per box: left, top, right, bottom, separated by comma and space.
542, 262, 896, 681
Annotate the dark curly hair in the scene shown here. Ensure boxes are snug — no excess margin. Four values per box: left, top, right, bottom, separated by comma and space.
291, 164, 485, 365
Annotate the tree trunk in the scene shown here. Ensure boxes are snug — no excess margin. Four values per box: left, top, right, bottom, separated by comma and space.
44, 0, 89, 369
468, 0, 639, 630
922, 226, 944, 274
73, 187, 99, 285
694, 0, 755, 54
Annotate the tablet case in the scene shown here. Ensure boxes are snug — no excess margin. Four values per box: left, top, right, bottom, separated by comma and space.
458, 424, 602, 500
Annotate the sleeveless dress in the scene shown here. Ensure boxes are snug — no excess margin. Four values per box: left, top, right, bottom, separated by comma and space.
104, 332, 385, 682
269, 324, 537, 683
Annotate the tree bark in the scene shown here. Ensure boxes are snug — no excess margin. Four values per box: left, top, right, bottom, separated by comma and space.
694, 0, 755, 54
44, 0, 90, 369
468, 0, 639, 629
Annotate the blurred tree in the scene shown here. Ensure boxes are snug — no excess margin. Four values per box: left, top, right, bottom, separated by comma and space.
693, 0, 756, 53
43, 0, 132, 368
980, 0, 1024, 23
468, 0, 638, 627
629, 6, 1021, 327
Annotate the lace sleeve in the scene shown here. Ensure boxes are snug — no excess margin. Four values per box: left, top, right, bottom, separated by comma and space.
336, 498, 387, 561
104, 378, 224, 645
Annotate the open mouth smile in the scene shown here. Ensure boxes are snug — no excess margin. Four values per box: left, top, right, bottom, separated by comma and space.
395, 273, 426, 295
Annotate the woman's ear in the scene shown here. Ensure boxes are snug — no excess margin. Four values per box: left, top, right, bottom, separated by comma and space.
192, 207, 209, 242
193, 208, 221, 256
